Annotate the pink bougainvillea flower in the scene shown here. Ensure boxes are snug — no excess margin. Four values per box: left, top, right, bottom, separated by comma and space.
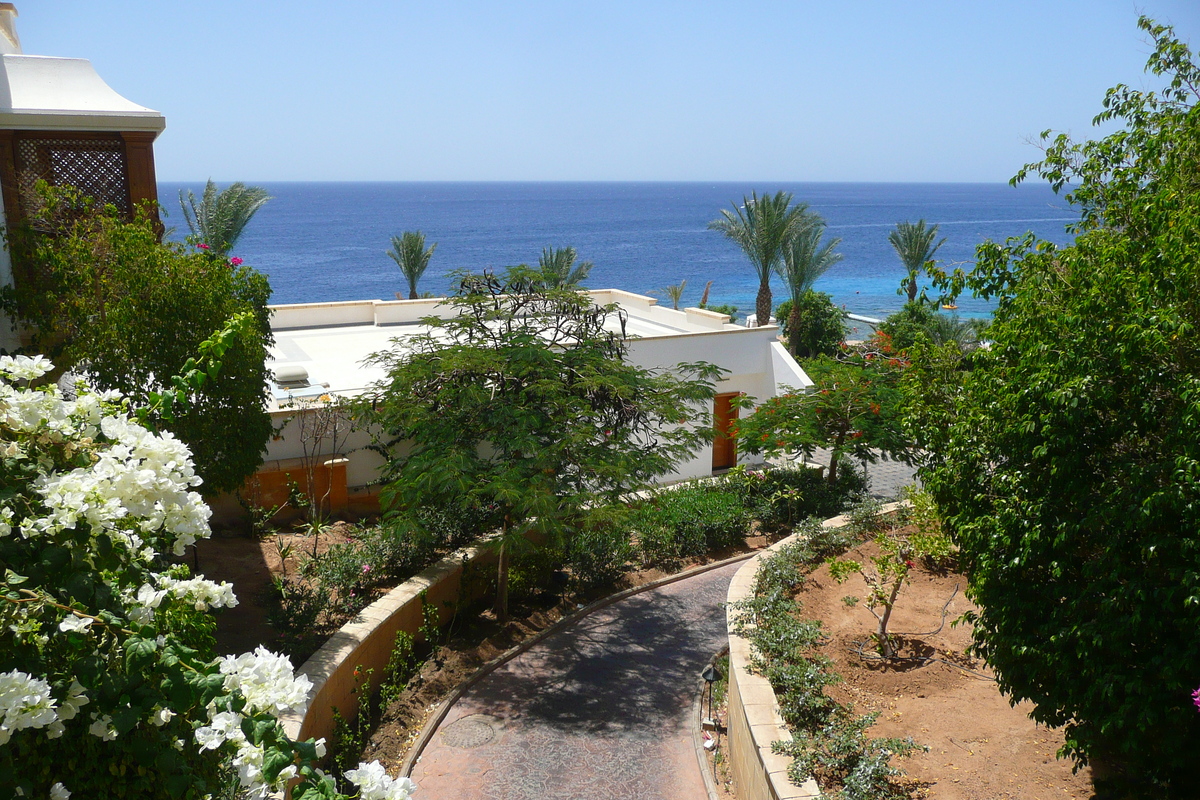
229, 256, 244, 266
1193, 687, 1200, 711
196, 243, 210, 250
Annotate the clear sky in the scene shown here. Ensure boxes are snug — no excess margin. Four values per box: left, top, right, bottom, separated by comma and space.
18, 1, 1200, 182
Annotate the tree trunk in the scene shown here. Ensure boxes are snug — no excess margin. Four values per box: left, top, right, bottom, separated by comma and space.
493, 532, 510, 622
827, 430, 846, 485
906, 274, 918, 303
756, 280, 772, 329
409, 288, 419, 300
876, 575, 905, 658
788, 306, 802, 358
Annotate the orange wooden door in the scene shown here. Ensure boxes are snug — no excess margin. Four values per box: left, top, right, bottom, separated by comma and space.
712, 393, 739, 470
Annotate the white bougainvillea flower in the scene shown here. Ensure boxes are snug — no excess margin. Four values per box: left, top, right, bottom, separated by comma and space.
158, 575, 238, 611
194, 710, 244, 751
0, 670, 59, 745
218, 647, 312, 717
49, 782, 70, 800
345, 761, 418, 800
0, 354, 52, 381
58, 615, 93, 634
87, 713, 118, 741
58, 682, 89, 721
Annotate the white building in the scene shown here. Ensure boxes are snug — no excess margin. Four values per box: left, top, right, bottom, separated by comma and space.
252, 291, 812, 514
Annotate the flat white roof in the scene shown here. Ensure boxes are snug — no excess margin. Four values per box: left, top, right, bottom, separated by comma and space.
266, 290, 753, 408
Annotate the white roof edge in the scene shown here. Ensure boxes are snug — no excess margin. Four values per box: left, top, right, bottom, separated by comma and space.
0, 54, 165, 132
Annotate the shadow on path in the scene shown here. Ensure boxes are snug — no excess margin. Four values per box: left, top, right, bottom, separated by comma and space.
410, 560, 741, 800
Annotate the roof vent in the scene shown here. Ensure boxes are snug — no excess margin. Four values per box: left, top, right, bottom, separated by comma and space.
272, 363, 310, 387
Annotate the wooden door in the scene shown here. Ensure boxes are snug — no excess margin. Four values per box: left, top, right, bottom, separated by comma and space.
712, 393, 740, 471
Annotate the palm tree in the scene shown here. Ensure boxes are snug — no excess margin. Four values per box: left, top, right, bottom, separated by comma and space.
537, 246, 593, 288
776, 222, 844, 358
387, 231, 438, 299
659, 280, 687, 310
888, 220, 945, 303
178, 179, 271, 257
709, 191, 813, 327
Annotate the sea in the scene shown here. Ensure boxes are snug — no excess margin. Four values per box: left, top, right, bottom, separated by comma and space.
157, 182, 1078, 321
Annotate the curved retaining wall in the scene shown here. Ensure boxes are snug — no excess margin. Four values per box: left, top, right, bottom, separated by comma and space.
724, 504, 900, 800
279, 540, 502, 746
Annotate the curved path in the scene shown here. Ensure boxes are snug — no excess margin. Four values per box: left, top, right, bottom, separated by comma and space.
409, 559, 745, 799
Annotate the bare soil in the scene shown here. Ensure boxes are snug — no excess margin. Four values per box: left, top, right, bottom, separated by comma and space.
798, 538, 1096, 800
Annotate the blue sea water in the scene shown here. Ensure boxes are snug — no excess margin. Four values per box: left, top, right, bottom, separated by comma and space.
158, 182, 1078, 320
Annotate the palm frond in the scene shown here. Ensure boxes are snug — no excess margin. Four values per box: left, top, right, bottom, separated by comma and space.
776, 223, 843, 303
178, 179, 271, 257
538, 246, 593, 288
888, 219, 945, 271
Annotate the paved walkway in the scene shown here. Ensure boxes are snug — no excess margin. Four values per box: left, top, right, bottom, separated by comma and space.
409, 560, 745, 800
806, 447, 919, 501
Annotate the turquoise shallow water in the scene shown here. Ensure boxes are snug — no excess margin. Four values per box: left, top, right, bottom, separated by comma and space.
160, 181, 1077, 320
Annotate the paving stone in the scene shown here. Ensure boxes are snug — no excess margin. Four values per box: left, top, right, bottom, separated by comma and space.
410, 560, 744, 800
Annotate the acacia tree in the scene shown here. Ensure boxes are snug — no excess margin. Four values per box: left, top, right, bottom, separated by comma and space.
915, 18, 1200, 791
357, 268, 721, 619
709, 191, 813, 327
2, 187, 273, 495
735, 333, 911, 484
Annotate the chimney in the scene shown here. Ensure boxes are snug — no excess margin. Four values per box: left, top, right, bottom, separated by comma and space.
0, 4, 19, 55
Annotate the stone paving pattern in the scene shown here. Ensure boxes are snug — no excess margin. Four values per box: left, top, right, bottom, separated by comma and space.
410, 560, 744, 800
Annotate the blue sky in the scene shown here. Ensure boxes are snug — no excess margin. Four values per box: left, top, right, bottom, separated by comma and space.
19, 1, 1200, 182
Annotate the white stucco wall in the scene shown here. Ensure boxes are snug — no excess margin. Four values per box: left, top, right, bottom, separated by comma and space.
259, 296, 813, 492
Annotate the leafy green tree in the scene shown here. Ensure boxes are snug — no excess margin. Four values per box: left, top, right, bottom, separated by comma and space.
916, 17, 1200, 792
178, 179, 271, 257
537, 245, 593, 288
879, 302, 979, 353
3, 187, 273, 495
709, 191, 813, 327
387, 230, 438, 299
357, 268, 721, 620
775, 291, 847, 359
888, 220, 944, 303
736, 333, 911, 484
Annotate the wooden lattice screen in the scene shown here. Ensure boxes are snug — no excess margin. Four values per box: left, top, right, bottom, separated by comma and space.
13, 134, 130, 219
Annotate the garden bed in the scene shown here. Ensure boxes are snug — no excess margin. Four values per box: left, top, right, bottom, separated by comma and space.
796, 535, 1095, 799
739, 520, 1099, 800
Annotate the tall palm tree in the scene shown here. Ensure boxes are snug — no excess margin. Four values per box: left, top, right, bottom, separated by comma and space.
709, 191, 813, 327
537, 246, 593, 288
776, 222, 844, 357
888, 219, 946, 303
178, 179, 271, 257
387, 231, 438, 299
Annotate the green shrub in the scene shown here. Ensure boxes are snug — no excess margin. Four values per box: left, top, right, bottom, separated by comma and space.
507, 543, 566, 602
633, 486, 751, 567
720, 465, 866, 531
776, 290, 847, 357
567, 520, 634, 589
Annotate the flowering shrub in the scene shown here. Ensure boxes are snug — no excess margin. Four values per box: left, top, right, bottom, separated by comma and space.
0, 356, 414, 799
